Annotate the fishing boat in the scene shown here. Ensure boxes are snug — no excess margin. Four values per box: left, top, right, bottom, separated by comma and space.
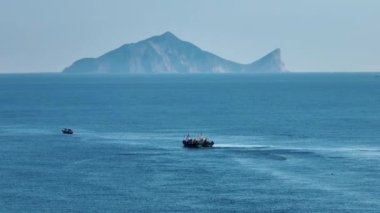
182, 134, 214, 148
62, 128, 74, 134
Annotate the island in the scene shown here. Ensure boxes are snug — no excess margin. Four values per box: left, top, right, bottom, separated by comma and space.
62, 32, 287, 73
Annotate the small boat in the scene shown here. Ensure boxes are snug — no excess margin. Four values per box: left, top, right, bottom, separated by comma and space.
62, 128, 74, 134
182, 134, 214, 148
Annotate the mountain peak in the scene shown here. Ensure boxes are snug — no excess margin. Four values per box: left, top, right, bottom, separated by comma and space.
247, 48, 286, 72
149, 31, 180, 41
271, 48, 281, 55
161, 31, 176, 37
263, 48, 282, 60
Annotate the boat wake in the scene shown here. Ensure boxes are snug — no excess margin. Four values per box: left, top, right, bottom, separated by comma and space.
215, 143, 269, 149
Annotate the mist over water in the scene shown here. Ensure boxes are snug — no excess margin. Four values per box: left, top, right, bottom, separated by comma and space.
0, 73, 379, 212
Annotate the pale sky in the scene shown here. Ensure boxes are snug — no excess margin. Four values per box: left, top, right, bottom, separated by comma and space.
0, 0, 379, 73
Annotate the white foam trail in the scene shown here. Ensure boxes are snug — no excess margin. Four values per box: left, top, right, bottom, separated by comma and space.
0, 125, 54, 136
76, 130, 182, 146
215, 144, 268, 149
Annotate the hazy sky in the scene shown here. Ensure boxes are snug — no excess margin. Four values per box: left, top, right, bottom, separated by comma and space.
0, 0, 379, 73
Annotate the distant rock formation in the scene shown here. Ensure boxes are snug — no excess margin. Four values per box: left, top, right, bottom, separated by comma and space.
62, 32, 287, 73
244, 48, 286, 72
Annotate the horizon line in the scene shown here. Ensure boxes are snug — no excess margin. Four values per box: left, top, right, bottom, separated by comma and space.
1, 70, 380, 75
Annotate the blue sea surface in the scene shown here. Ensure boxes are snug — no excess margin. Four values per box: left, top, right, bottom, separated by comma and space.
0, 73, 379, 212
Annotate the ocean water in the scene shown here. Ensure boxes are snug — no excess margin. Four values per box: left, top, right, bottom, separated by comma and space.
0, 73, 379, 212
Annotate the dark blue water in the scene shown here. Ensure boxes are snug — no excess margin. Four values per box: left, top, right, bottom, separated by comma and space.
0, 73, 379, 212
